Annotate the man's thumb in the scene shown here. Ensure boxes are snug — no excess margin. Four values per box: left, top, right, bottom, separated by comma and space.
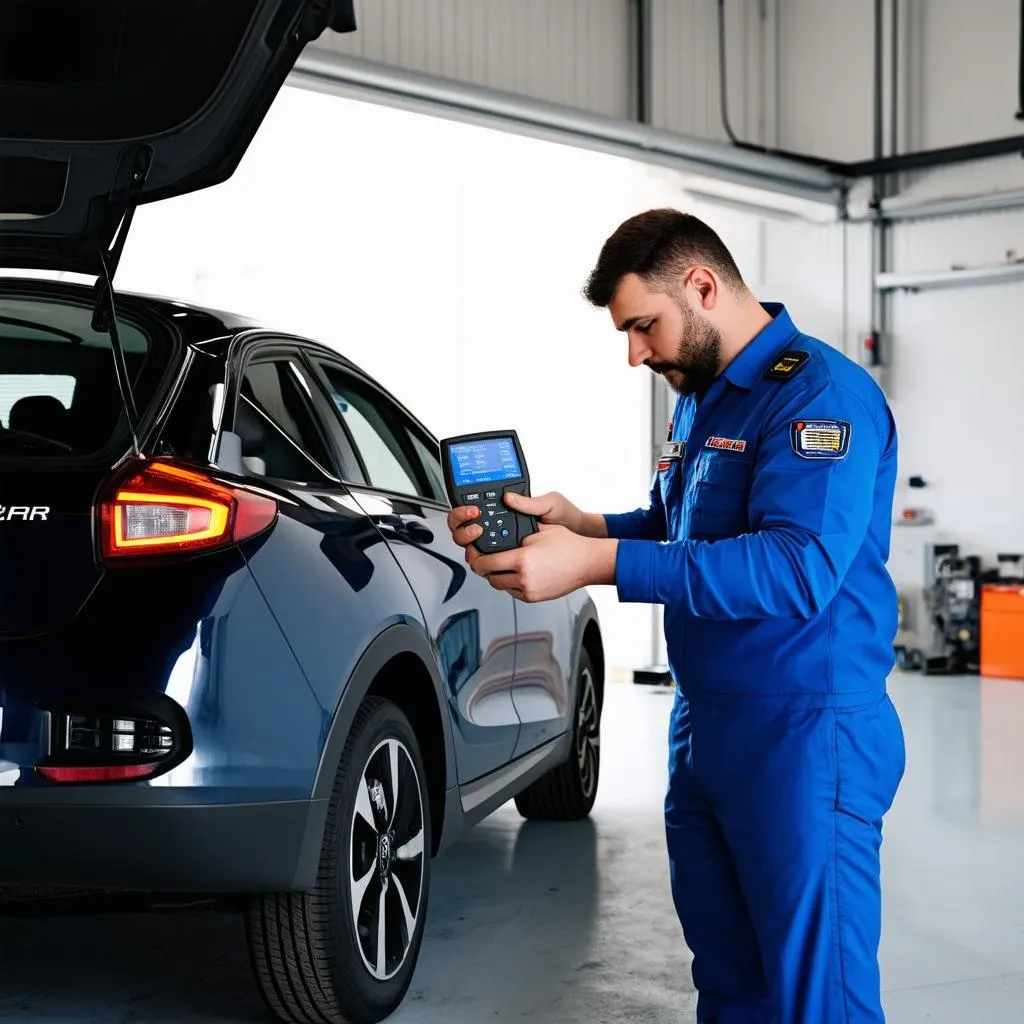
505, 491, 546, 515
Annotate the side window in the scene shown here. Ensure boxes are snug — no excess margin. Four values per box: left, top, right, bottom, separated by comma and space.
408, 432, 447, 504
235, 357, 335, 484
315, 362, 429, 498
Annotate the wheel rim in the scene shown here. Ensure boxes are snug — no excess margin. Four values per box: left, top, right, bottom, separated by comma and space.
349, 737, 425, 982
576, 666, 600, 799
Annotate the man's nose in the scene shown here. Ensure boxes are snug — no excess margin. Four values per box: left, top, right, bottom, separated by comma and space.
628, 332, 652, 367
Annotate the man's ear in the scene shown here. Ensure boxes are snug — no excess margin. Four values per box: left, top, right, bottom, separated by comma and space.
688, 267, 719, 310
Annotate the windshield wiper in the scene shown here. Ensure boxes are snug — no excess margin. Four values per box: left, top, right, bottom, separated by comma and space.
92, 146, 151, 457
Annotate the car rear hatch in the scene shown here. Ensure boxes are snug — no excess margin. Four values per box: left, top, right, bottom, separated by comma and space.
0, 0, 356, 276
0, 283, 182, 638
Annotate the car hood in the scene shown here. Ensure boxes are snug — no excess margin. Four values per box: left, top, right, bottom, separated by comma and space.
0, 0, 356, 277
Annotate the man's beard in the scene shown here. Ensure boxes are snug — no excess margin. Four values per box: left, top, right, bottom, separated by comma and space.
646, 302, 722, 396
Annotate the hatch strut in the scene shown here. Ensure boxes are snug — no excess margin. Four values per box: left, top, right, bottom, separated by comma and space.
92, 147, 152, 457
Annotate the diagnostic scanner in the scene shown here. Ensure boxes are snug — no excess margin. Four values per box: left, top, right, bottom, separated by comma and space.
440, 430, 538, 553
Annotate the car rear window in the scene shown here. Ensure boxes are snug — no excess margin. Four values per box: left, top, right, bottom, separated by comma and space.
0, 0, 261, 141
0, 292, 159, 461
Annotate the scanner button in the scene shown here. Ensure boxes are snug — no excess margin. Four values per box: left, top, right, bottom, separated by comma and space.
500, 529, 510, 538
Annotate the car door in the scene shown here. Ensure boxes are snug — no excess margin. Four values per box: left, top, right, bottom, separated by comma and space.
304, 355, 521, 785
220, 340, 427, 720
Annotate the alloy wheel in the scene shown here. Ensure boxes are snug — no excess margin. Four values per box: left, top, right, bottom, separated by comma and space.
576, 666, 600, 800
349, 736, 426, 982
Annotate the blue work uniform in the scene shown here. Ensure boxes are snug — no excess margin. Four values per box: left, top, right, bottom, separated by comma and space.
606, 303, 907, 1024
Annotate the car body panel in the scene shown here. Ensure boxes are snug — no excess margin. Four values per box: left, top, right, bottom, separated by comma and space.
0, 546, 324, 796
510, 596, 575, 758
344, 486, 522, 784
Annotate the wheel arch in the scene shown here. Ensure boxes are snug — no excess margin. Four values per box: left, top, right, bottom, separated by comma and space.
573, 598, 605, 714
312, 622, 455, 857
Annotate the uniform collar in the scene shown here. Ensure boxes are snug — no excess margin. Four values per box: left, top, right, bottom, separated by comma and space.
721, 302, 800, 391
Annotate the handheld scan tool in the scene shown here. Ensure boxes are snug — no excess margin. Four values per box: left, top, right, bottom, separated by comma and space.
440, 430, 538, 553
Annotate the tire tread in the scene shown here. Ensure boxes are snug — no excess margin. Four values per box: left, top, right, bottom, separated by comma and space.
246, 696, 424, 1024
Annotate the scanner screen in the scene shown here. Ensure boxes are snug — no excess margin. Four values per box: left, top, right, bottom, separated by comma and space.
449, 437, 522, 487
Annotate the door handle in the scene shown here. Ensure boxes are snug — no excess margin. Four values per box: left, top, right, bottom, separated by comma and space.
373, 515, 433, 545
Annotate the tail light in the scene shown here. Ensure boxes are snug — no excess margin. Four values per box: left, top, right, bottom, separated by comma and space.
35, 698, 193, 785
98, 459, 277, 562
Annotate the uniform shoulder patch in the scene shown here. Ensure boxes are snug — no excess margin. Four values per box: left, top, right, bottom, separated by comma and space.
790, 419, 851, 459
765, 349, 809, 381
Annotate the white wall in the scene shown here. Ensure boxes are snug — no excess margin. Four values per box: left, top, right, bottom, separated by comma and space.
115, 85, 703, 677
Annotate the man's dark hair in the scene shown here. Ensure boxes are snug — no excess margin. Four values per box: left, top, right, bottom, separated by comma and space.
583, 208, 746, 307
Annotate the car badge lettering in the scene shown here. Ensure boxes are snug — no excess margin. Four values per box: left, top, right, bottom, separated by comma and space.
0, 506, 50, 522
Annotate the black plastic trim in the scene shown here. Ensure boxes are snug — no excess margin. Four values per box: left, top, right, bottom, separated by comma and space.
0, 797, 326, 892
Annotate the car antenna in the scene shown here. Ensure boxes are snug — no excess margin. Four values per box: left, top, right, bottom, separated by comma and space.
92, 147, 151, 458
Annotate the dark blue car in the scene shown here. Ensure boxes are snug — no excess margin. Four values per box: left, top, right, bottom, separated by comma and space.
0, 3, 605, 1022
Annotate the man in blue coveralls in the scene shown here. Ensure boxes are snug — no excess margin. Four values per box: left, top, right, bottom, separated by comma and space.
447, 209, 907, 1023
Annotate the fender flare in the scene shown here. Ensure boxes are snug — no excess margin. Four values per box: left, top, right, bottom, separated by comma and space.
310, 621, 457, 804
568, 596, 604, 710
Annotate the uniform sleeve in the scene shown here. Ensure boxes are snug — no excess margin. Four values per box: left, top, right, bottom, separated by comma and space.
602, 469, 668, 541
613, 380, 890, 618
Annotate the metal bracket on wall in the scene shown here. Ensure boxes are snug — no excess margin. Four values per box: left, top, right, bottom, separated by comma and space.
876, 261, 1024, 293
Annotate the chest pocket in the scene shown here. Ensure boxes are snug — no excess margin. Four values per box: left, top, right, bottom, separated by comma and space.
690, 452, 751, 539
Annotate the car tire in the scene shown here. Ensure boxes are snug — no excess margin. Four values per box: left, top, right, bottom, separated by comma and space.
245, 696, 431, 1024
513, 647, 600, 821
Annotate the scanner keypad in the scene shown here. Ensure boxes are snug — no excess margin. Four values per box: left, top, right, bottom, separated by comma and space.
461, 489, 514, 549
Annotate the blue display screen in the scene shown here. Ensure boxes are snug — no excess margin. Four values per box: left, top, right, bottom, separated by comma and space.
449, 437, 523, 487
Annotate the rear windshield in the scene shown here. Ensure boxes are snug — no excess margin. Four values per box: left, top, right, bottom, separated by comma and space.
0, 0, 261, 141
0, 291, 160, 461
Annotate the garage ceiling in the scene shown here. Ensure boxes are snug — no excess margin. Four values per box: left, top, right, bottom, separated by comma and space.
295, 0, 847, 213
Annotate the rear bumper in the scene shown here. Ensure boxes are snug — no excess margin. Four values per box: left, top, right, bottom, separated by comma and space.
0, 792, 329, 893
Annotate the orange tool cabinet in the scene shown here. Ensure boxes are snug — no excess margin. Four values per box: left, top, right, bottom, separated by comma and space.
981, 584, 1024, 679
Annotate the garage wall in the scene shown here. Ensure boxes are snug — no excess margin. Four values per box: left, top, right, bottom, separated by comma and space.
775, 0, 1022, 160
314, 2, 1023, 161
314, 0, 636, 119
311, 0, 779, 145
881, 206, 1024, 633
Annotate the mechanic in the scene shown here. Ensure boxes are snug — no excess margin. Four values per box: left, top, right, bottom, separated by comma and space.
446, 209, 907, 1024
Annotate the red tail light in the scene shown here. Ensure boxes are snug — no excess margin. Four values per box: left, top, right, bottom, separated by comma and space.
98, 459, 277, 562
37, 764, 158, 783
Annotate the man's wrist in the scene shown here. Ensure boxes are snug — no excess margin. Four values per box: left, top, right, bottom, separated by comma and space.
583, 537, 619, 586
575, 511, 609, 538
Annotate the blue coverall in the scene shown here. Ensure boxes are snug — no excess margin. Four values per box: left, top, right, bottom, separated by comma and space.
606, 303, 907, 1024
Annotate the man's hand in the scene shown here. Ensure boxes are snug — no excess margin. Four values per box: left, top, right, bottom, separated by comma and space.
445, 490, 606, 550
467, 524, 618, 602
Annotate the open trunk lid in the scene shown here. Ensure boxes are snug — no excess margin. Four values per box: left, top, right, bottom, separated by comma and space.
0, 0, 357, 276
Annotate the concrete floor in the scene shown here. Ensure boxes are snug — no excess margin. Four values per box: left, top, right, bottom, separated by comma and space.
2, 672, 1024, 1023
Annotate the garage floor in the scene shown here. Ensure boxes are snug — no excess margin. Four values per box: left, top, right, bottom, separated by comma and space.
3, 673, 1023, 1023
